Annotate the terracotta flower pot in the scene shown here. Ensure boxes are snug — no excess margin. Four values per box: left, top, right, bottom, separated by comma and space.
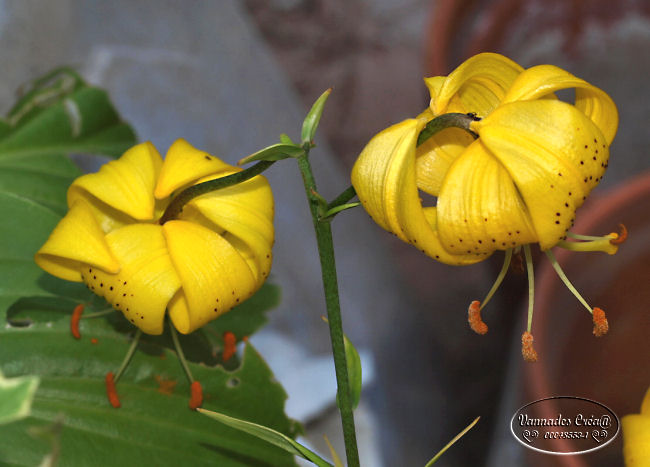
521, 171, 650, 466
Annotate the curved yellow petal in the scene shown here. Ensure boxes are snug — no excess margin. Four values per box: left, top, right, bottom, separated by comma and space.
432, 53, 524, 117
476, 100, 609, 249
501, 64, 618, 145
180, 174, 274, 282
351, 119, 483, 265
163, 220, 257, 334
437, 140, 537, 254
83, 224, 181, 335
415, 127, 475, 197
622, 414, 650, 467
67, 142, 162, 221
154, 138, 233, 199
34, 200, 120, 282
642, 387, 650, 416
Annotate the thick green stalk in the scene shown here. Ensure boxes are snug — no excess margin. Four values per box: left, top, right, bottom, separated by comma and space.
296, 153, 360, 467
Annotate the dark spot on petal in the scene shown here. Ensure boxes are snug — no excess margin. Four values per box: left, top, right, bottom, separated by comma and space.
109, 286, 113, 291
100, 283, 103, 287
204, 155, 211, 160
555, 221, 560, 224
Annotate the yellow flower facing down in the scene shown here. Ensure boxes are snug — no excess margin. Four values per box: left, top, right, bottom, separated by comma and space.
352, 53, 623, 359
352, 53, 618, 264
35, 139, 274, 335
623, 387, 650, 466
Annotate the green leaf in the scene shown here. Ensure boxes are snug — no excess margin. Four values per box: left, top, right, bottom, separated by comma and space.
340, 329, 362, 410
300, 89, 331, 144
322, 317, 362, 410
279, 133, 295, 145
0, 371, 39, 425
238, 143, 304, 165
0, 69, 299, 466
199, 408, 332, 467
0, 68, 136, 216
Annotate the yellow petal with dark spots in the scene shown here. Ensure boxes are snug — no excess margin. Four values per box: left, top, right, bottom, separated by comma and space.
500, 64, 618, 145
437, 140, 537, 254
163, 220, 257, 334
154, 138, 233, 199
476, 100, 609, 249
85, 224, 181, 335
35, 199, 120, 281
67, 142, 162, 220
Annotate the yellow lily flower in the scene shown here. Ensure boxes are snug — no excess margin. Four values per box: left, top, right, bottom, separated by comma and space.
352, 52, 618, 264
35, 139, 274, 335
623, 387, 650, 466
352, 53, 622, 359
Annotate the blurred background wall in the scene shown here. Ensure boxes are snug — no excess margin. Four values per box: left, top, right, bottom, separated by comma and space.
1, 1, 648, 465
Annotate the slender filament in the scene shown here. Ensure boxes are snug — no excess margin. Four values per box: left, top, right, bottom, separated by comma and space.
523, 245, 535, 333
80, 308, 115, 319
480, 249, 513, 310
169, 323, 195, 384
114, 330, 143, 383
544, 249, 592, 313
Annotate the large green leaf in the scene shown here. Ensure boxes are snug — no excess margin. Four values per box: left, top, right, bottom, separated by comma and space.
0, 69, 298, 466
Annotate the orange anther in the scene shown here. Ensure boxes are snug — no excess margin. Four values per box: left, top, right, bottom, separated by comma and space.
609, 223, 627, 245
468, 301, 488, 335
592, 307, 609, 337
105, 372, 121, 408
189, 381, 203, 410
521, 331, 538, 362
71, 304, 84, 339
222, 331, 237, 362
91, 338, 98, 345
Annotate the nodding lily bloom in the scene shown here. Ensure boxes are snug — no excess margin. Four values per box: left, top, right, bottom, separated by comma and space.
623, 387, 650, 466
351, 53, 622, 360
35, 139, 274, 335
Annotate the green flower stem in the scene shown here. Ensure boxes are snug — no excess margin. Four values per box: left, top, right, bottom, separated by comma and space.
159, 160, 275, 224
417, 112, 479, 146
295, 152, 360, 467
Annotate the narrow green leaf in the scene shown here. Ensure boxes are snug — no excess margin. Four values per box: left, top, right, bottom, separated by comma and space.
424, 417, 480, 466
0, 371, 39, 425
322, 202, 361, 220
279, 133, 295, 145
198, 408, 333, 467
301, 89, 332, 144
323, 435, 344, 467
322, 317, 362, 410
341, 329, 362, 410
238, 143, 304, 165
